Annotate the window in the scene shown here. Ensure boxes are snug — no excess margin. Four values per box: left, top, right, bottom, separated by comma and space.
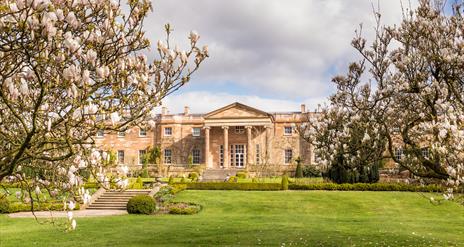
139, 128, 147, 137
235, 126, 244, 134
164, 127, 172, 136
139, 150, 146, 164
96, 129, 104, 137
117, 150, 125, 164
192, 149, 201, 164
256, 144, 260, 164
284, 149, 293, 164
421, 148, 429, 158
192, 127, 201, 137
164, 149, 172, 164
117, 131, 125, 137
394, 148, 403, 161
392, 127, 400, 133
284, 126, 293, 136
219, 145, 224, 167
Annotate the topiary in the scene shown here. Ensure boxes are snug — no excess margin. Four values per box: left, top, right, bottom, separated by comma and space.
0, 197, 10, 213
228, 176, 237, 183
281, 174, 289, 190
168, 175, 174, 184
127, 195, 156, 214
295, 157, 303, 178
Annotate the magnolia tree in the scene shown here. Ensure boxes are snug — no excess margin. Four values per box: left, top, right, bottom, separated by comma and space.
0, 0, 208, 226
301, 0, 463, 203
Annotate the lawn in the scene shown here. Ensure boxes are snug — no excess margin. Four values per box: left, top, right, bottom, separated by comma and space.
1, 190, 463, 246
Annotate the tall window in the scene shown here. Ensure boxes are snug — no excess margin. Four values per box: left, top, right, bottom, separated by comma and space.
235, 126, 244, 134
256, 144, 260, 164
219, 145, 224, 167
117, 150, 125, 164
284, 126, 293, 136
164, 149, 172, 164
117, 131, 125, 137
96, 129, 104, 137
164, 127, 172, 136
192, 127, 201, 137
139, 128, 147, 137
139, 150, 146, 164
192, 149, 201, 164
284, 149, 293, 164
394, 148, 403, 161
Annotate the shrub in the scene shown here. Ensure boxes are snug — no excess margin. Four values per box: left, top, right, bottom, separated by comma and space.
228, 176, 238, 183
323, 162, 380, 184
127, 195, 156, 214
168, 175, 174, 184
251, 178, 258, 183
130, 177, 144, 189
281, 174, 289, 190
302, 165, 322, 177
295, 163, 303, 178
0, 197, 10, 214
236, 172, 247, 179
180, 177, 186, 183
168, 202, 201, 215
179, 182, 281, 191
188, 172, 199, 181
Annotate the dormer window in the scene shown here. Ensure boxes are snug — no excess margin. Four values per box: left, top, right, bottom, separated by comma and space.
117, 131, 125, 137
96, 129, 104, 137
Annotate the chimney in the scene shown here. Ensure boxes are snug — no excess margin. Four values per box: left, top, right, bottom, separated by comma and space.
184, 106, 190, 115
161, 107, 167, 115
300, 104, 306, 113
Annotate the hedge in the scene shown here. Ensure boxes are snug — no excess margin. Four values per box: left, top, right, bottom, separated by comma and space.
174, 182, 444, 192
178, 182, 281, 191
1, 201, 80, 214
289, 183, 444, 192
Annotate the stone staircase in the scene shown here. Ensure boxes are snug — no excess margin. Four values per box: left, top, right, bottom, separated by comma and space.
201, 169, 238, 181
87, 189, 151, 210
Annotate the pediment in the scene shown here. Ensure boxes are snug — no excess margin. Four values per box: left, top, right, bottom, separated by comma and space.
205, 102, 270, 119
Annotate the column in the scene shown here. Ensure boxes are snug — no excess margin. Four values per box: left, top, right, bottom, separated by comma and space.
246, 126, 252, 166
204, 126, 211, 168
265, 125, 272, 163
222, 126, 229, 168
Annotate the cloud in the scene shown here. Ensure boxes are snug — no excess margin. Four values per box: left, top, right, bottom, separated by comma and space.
145, 0, 417, 107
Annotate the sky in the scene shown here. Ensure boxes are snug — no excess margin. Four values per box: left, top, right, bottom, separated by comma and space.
143, 0, 426, 114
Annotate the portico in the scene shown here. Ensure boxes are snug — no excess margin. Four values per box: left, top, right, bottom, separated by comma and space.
202, 102, 273, 169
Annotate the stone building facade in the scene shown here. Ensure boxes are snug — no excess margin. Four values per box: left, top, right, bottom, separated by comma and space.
95, 102, 316, 174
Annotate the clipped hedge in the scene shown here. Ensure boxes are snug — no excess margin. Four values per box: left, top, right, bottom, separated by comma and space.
1, 201, 80, 214
178, 182, 281, 191
127, 195, 156, 215
289, 183, 444, 192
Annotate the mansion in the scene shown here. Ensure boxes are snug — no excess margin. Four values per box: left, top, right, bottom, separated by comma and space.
95, 102, 316, 173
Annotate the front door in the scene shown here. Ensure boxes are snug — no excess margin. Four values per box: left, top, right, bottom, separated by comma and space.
231, 144, 245, 167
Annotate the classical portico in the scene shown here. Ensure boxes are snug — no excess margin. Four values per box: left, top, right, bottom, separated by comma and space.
202, 102, 273, 169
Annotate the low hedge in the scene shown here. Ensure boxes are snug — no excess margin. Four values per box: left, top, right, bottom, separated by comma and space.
127, 195, 156, 215
1, 200, 80, 214
289, 183, 444, 192
178, 182, 281, 191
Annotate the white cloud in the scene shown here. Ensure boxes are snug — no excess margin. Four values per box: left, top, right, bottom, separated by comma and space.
145, 0, 418, 106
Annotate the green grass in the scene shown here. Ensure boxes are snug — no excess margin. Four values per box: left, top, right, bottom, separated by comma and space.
1, 190, 463, 246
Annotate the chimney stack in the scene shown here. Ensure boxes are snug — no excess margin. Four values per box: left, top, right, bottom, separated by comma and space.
161, 107, 167, 115
184, 106, 190, 115
300, 104, 306, 113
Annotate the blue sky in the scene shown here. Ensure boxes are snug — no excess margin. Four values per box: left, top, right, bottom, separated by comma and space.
143, 0, 432, 114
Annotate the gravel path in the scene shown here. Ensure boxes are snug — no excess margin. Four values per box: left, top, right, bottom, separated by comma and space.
8, 209, 127, 218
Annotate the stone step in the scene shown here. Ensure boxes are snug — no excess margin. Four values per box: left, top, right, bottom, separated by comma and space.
87, 189, 151, 210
